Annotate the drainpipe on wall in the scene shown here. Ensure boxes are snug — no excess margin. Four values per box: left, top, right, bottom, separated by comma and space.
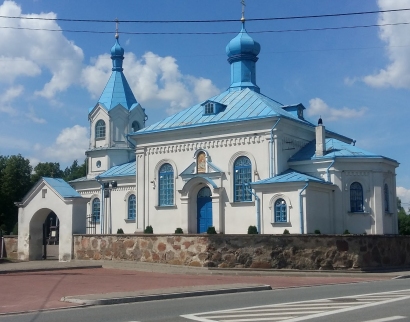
126, 134, 136, 149
246, 184, 261, 234
299, 181, 309, 234
326, 160, 335, 182
95, 176, 105, 234
270, 118, 281, 177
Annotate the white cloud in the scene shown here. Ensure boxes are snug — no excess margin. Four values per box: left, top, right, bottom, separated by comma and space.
397, 186, 410, 209
27, 107, 46, 124
307, 98, 368, 121
0, 1, 83, 98
0, 85, 24, 115
81, 51, 219, 114
42, 125, 88, 162
363, 0, 410, 88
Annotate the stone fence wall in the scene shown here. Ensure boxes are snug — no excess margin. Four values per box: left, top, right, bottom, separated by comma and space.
74, 234, 410, 270
1, 235, 18, 260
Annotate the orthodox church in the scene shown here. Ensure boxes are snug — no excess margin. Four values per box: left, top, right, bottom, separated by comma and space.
18, 17, 399, 250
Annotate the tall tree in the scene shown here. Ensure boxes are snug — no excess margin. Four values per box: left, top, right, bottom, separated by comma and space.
397, 197, 410, 235
0, 155, 32, 234
31, 162, 64, 184
63, 159, 86, 182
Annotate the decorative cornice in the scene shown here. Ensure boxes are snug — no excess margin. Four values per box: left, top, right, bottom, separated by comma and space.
345, 171, 369, 176
147, 136, 263, 155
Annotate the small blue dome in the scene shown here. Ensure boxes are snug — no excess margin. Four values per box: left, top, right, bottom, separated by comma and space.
226, 23, 260, 58
111, 38, 124, 57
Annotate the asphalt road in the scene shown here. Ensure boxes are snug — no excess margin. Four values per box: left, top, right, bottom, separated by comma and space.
2, 278, 410, 322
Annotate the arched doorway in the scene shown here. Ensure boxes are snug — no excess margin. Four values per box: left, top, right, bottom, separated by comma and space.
29, 209, 59, 260
197, 187, 212, 233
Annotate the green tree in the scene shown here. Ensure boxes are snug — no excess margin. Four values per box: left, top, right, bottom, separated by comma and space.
0, 155, 32, 234
31, 162, 64, 184
397, 197, 410, 235
63, 159, 86, 181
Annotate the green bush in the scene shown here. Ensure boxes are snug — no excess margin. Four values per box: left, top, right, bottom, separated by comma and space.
175, 227, 183, 234
144, 225, 153, 234
12, 222, 18, 235
206, 226, 217, 234
343, 229, 350, 234
283, 229, 290, 234
117, 228, 124, 234
247, 225, 258, 234
314, 229, 321, 234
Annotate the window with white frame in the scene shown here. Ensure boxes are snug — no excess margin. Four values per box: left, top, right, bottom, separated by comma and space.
159, 163, 174, 206
128, 194, 136, 220
274, 199, 287, 222
92, 198, 100, 222
350, 182, 363, 212
233, 156, 252, 202
384, 183, 389, 212
95, 120, 106, 139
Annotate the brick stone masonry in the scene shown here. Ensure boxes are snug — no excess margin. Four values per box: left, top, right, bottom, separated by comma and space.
74, 234, 410, 270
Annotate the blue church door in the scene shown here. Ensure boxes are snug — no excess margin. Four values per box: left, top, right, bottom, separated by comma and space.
197, 187, 212, 233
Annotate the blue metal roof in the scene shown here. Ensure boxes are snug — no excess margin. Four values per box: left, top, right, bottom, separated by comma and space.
43, 177, 82, 198
97, 160, 136, 178
134, 88, 312, 135
97, 71, 138, 111
288, 138, 396, 162
251, 169, 327, 185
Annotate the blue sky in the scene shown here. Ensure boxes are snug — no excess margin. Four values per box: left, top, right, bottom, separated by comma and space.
0, 0, 409, 207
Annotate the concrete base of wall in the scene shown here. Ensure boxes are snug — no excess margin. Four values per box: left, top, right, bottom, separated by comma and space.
2, 236, 18, 260
73, 234, 410, 270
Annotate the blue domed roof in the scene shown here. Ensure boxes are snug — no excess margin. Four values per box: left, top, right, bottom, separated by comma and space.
111, 37, 124, 56
226, 23, 260, 57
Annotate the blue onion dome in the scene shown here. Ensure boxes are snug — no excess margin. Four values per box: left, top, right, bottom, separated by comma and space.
111, 35, 124, 57
226, 22, 260, 58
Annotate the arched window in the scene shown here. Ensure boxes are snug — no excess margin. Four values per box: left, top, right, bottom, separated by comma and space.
234, 156, 252, 202
92, 198, 100, 222
159, 163, 174, 206
350, 182, 363, 212
274, 199, 287, 222
131, 121, 140, 132
95, 120, 106, 139
384, 184, 389, 212
128, 194, 136, 220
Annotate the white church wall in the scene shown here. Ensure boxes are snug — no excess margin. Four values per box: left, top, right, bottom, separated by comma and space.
305, 187, 333, 234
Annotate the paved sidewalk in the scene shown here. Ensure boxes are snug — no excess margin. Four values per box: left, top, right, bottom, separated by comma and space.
0, 260, 408, 315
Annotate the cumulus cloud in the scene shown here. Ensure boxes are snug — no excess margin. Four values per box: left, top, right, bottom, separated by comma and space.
82, 51, 219, 114
397, 186, 410, 210
0, 1, 83, 98
307, 98, 368, 121
42, 125, 88, 162
363, 0, 410, 88
0, 85, 23, 115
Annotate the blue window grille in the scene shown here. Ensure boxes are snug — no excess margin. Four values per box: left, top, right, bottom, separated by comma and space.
384, 184, 389, 212
274, 199, 287, 222
234, 156, 252, 202
128, 194, 136, 220
96, 120, 106, 139
350, 182, 363, 212
92, 198, 100, 222
159, 163, 174, 206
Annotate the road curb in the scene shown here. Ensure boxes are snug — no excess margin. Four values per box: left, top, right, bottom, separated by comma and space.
62, 284, 272, 306
0, 265, 103, 274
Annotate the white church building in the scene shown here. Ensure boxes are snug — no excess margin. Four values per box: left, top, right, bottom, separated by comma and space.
17, 18, 399, 260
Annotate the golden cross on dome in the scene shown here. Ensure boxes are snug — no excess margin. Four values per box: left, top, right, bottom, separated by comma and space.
115, 18, 119, 39
241, 0, 246, 21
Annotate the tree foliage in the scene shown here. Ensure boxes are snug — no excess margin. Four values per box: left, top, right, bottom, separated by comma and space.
31, 162, 64, 184
397, 197, 410, 235
0, 154, 32, 234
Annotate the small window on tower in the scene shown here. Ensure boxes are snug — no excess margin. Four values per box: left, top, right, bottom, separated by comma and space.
204, 102, 214, 114
132, 121, 140, 132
